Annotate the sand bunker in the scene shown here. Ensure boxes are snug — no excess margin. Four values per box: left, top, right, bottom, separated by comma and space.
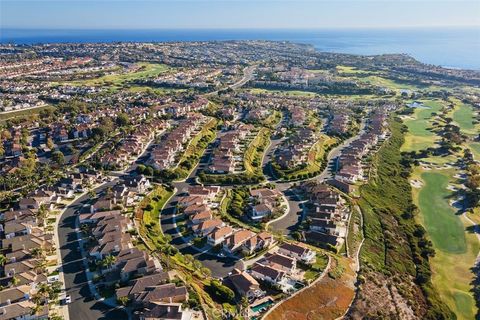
410, 180, 423, 188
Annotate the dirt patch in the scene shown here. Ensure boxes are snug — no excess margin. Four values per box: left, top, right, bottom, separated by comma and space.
265, 257, 355, 320
347, 273, 427, 320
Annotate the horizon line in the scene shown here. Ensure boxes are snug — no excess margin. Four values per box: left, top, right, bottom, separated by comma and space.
2, 25, 480, 31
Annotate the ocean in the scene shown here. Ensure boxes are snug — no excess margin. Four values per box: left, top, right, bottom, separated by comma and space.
1, 27, 479, 70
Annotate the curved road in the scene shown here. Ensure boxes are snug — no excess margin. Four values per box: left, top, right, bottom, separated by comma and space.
159, 138, 245, 278
263, 120, 368, 235
58, 180, 128, 320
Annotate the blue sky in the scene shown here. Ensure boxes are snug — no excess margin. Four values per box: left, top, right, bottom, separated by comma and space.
1, 0, 479, 29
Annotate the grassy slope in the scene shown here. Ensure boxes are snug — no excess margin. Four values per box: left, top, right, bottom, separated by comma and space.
356, 118, 453, 319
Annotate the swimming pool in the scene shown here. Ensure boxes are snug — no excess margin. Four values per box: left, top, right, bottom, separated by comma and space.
251, 300, 274, 313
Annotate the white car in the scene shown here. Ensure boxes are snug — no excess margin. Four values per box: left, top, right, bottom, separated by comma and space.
64, 295, 72, 304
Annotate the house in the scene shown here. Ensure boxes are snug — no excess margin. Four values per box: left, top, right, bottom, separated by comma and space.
0, 285, 31, 306
135, 302, 193, 320
191, 219, 225, 237
115, 271, 174, 301
0, 300, 48, 320
305, 231, 341, 248
183, 204, 209, 217
250, 204, 272, 221
310, 218, 339, 235
123, 175, 151, 194
277, 242, 316, 264
176, 196, 206, 208
259, 253, 296, 274
227, 269, 263, 300
17, 198, 40, 211
189, 210, 212, 225
78, 210, 121, 224
206, 226, 233, 246
132, 283, 188, 306
89, 231, 132, 260
241, 232, 275, 255
118, 255, 159, 282
223, 229, 256, 254
250, 263, 286, 285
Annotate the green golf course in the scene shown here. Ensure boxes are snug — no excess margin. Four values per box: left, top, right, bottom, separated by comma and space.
418, 171, 466, 254
413, 169, 479, 320
401, 100, 443, 151
452, 101, 477, 136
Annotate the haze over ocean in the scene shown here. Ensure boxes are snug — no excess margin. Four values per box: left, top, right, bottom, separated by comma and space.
2, 27, 479, 70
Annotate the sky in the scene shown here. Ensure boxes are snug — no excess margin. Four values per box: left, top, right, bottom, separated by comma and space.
1, 0, 480, 30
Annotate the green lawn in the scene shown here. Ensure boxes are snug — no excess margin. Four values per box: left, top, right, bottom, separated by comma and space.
335, 65, 378, 75
247, 88, 319, 97
0, 105, 55, 124
469, 142, 480, 161
244, 127, 271, 174
401, 100, 444, 152
417, 171, 466, 254
273, 135, 337, 181
68, 62, 170, 88
452, 102, 477, 136
140, 186, 174, 250
172, 118, 218, 180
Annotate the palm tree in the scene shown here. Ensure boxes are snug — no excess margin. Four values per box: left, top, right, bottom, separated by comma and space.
30, 247, 44, 259
101, 255, 117, 270
11, 276, 20, 287
0, 254, 7, 266
37, 204, 49, 226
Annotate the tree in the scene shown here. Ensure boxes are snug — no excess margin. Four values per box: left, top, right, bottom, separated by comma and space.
116, 113, 130, 127
11, 276, 20, 287
0, 254, 6, 266
101, 255, 117, 270
51, 150, 65, 165
117, 296, 129, 306
46, 137, 54, 150
208, 280, 235, 303
200, 267, 211, 278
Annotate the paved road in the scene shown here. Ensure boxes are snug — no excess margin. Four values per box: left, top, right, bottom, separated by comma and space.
263, 120, 368, 235
58, 181, 128, 320
159, 138, 245, 277
229, 65, 256, 90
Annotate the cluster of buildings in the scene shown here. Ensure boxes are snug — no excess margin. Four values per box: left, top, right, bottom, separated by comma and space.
274, 128, 317, 169
148, 113, 206, 170
248, 188, 284, 221
154, 97, 209, 118
332, 109, 388, 192
226, 242, 316, 300
75, 177, 196, 319
327, 112, 350, 136
286, 105, 307, 127
301, 182, 349, 248
100, 119, 167, 169
208, 123, 255, 174
149, 67, 225, 91
0, 167, 105, 319
178, 185, 276, 257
